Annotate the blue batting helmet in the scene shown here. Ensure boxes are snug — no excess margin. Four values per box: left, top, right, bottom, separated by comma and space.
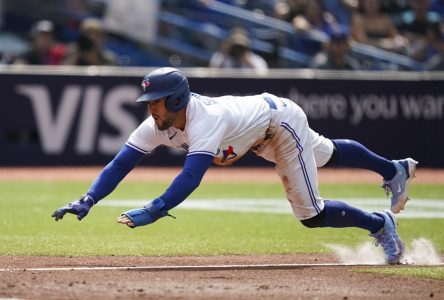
137, 67, 190, 112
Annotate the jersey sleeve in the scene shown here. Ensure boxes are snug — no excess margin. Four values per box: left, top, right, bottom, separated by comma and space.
126, 117, 169, 154
155, 153, 214, 210
86, 144, 145, 202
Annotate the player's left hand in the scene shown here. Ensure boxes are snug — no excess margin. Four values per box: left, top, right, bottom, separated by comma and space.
117, 200, 174, 228
117, 214, 135, 228
117, 207, 158, 228
52, 195, 94, 221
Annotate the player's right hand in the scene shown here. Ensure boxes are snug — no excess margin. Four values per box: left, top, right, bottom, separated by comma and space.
52, 195, 94, 221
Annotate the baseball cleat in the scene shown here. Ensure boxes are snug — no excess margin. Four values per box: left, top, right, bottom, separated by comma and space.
370, 210, 404, 264
382, 158, 418, 213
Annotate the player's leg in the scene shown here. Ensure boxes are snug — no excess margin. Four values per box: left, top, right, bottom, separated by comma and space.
275, 125, 384, 233
310, 131, 396, 177
310, 130, 418, 213
269, 106, 403, 263
327, 139, 407, 180
301, 200, 404, 264
275, 153, 388, 237
328, 139, 418, 213
278, 142, 404, 264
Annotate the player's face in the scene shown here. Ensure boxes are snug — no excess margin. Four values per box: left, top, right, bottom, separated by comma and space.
148, 98, 177, 131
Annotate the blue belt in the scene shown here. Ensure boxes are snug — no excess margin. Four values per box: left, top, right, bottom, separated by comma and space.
263, 95, 277, 110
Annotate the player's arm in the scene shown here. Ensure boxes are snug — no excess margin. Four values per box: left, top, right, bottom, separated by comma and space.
51, 144, 145, 221
117, 153, 214, 228
119, 109, 229, 228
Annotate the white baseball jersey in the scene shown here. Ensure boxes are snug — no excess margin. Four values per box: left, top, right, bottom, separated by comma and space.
127, 92, 334, 220
127, 93, 272, 166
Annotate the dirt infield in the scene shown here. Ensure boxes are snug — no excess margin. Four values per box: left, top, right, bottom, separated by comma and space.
0, 167, 443, 299
1, 255, 443, 300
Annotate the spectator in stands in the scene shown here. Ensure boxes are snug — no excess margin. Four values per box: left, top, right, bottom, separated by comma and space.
231, 0, 280, 17
323, 0, 356, 26
311, 26, 362, 69
345, 0, 410, 21
430, 0, 444, 18
351, 0, 408, 52
209, 27, 268, 73
273, 0, 307, 22
397, 0, 442, 61
287, 0, 339, 56
381, 0, 410, 18
409, 22, 444, 68
291, 0, 337, 33
397, 0, 441, 41
63, 18, 117, 66
13, 20, 66, 65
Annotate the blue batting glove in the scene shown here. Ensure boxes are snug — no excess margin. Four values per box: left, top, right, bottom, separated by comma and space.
119, 198, 174, 228
52, 195, 95, 221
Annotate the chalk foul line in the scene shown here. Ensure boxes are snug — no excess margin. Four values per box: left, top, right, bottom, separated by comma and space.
1, 262, 443, 273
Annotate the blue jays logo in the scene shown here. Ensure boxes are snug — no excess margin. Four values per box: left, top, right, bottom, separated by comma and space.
222, 145, 237, 162
141, 79, 150, 91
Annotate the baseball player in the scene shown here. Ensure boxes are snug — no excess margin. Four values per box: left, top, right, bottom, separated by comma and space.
52, 67, 417, 264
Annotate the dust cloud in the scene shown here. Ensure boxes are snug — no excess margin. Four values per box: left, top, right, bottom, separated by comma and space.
327, 238, 442, 265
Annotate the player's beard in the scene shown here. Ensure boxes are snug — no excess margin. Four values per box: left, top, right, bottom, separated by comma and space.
156, 111, 177, 131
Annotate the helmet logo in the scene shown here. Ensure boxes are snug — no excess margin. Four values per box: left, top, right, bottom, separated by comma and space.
141, 79, 150, 91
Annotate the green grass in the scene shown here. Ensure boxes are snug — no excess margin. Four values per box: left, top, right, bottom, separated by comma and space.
0, 181, 443, 257
359, 266, 444, 280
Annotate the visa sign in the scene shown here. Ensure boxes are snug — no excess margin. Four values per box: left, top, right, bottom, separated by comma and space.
16, 84, 141, 155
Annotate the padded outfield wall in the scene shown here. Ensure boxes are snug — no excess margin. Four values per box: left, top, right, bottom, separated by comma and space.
0, 67, 442, 167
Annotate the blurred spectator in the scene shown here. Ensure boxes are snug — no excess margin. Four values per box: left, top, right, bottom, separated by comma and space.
430, 0, 444, 18
209, 27, 269, 73
287, 0, 339, 56
292, 0, 337, 33
13, 20, 66, 65
351, 0, 407, 52
397, 0, 442, 62
397, 0, 441, 41
381, 0, 410, 18
230, 0, 279, 17
311, 26, 362, 69
63, 18, 117, 66
273, 0, 307, 22
408, 22, 444, 67
323, 0, 356, 26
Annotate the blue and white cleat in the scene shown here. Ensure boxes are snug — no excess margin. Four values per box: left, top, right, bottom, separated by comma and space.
370, 210, 404, 264
382, 158, 418, 214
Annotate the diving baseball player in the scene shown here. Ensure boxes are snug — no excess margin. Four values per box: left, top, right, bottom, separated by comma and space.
52, 67, 417, 264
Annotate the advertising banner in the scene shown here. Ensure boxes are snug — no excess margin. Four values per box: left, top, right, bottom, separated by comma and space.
0, 72, 442, 167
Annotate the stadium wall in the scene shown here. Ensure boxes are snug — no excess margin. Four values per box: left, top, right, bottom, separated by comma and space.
0, 67, 442, 167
